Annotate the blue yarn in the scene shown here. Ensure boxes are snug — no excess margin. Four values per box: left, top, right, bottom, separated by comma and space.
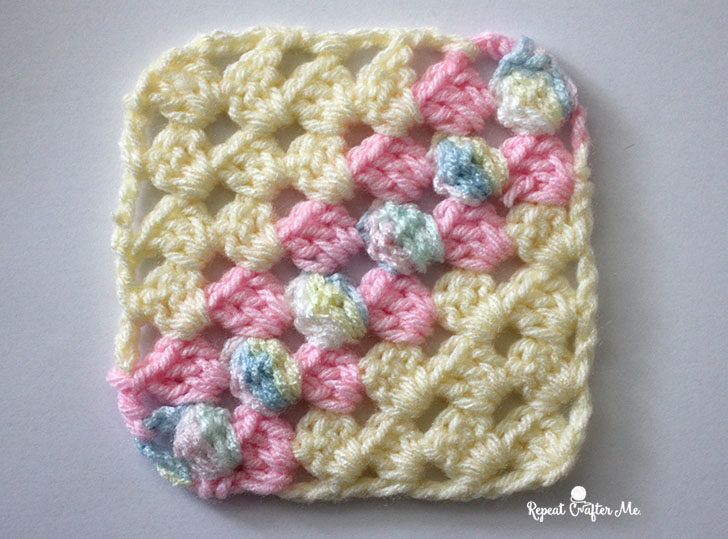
435, 138, 492, 202
493, 36, 573, 118
231, 341, 289, 412
324, 273, 369, 326
136, 438, 192, 485
143, 405, 188, 434
137, 405, 192, 485
356, 211, 372, 244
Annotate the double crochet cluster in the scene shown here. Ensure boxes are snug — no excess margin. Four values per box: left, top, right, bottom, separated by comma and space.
110, 28, 596, 501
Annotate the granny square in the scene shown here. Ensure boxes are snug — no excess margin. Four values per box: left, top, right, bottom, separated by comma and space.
109, 27, 597, 501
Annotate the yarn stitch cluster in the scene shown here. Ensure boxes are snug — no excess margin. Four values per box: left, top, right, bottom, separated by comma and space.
110, 27, 597, 501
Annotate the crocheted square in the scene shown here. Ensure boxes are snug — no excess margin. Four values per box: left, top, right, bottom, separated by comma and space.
109, 27, 596, 501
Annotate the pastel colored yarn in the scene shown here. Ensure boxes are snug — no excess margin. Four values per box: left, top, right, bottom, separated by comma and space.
499, 134, 575, 207
287, 272, 368, 349
412, 50, 495, 135
347, 134, 433, 202
139, 403, 242, 484
276, 200, 363, 274
433, 198, 514, 273
205, 266, 292, 337
432, 136, 509, 205
358, 267, 436, 345
294, 344, 364, 413
491, 36, 577, 135
107, 336, 228, 439
357, 201, 444, 274
194, 405, 297, 498
111, 27, 596, 502
230, 338, 301, 413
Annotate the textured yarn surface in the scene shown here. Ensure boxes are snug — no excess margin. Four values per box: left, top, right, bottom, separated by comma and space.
109, 27, 597, 502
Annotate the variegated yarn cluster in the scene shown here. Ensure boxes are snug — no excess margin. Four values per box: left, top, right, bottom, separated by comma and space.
110, 27, 597, 501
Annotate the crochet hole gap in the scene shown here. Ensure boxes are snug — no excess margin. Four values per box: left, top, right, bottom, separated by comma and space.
341, 250, 375, 284
483, 120, 514, 148
418, 261, 449, 290
271, 256, 300, 285
422, 325, 455, 357
414, 181, 440, 214
204, 183, 236, 216
281, 398, 309, 428
201, 253, 234, 284
342, 190, 375, 222
493, 326, 521, 358
133, 182, 165, 229
409, 46, 443, 77
351, 333, 379, 363
280, 326, 305, 358
351, 393, 378, 426
137, 324, 162, 364
200, 324, 231, 349
558, 396, 577, 420
217, 389, 240, 414
278, 49, 316, 77
274, 122, 306, 152
359, 465, 378, 479
292, 466, 316, 484
492, 256, 525, 284
414, 397, 448, 432
472, 54, 498, 85
344, 47, 382, 76
421, 463, 449, 482
210, 51, 242, 74
204, 113, 239, 146
344, 123, 375, 148
144, 109, 168, 147
492, 391, 526, 425
273, 188, 308, 217
407, 123, 435, 147
136, 254, 165, 281
562, 259, 578, 289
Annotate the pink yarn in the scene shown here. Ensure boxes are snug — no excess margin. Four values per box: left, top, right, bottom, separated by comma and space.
499, 134, 575, 207
276, 200, 363, 274
358, 267, 436, 345
205, 266, 292, 337
433, 198, 514, 273
472, 32, 516, 61
193, 405, 297, 498
412, 50, 495, 135
347, 134, 433, 202
295, 344, 364, 413
107, 336, 228, 440
570, 105, 590, 150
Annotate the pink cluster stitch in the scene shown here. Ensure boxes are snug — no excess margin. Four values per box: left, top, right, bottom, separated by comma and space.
107, 336, 228, 439
276, 200, 363, 274
433, 198, 514, 272
412, 50, 495, 135
499, 134, 575, 207
205, 266, 292, 337
347, 134, 433, 202
295, 344, 364, 413
193, 405, 297, 498
358, 267, 436, 344
473, 32, 517, 60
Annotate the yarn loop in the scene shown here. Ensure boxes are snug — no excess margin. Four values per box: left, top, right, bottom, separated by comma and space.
276, 200, 363, 274
432, 136, 509, 205
287, 273, 368, 349
357, 201, 444, 275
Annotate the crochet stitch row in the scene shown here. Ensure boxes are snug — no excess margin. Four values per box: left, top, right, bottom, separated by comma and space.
110, 27, 596, 501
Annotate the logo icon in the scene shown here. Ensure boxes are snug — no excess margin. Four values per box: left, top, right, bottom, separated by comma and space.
526, 486, 641, 522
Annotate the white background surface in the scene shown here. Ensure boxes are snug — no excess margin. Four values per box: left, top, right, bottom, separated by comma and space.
1, 1, 726, 537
